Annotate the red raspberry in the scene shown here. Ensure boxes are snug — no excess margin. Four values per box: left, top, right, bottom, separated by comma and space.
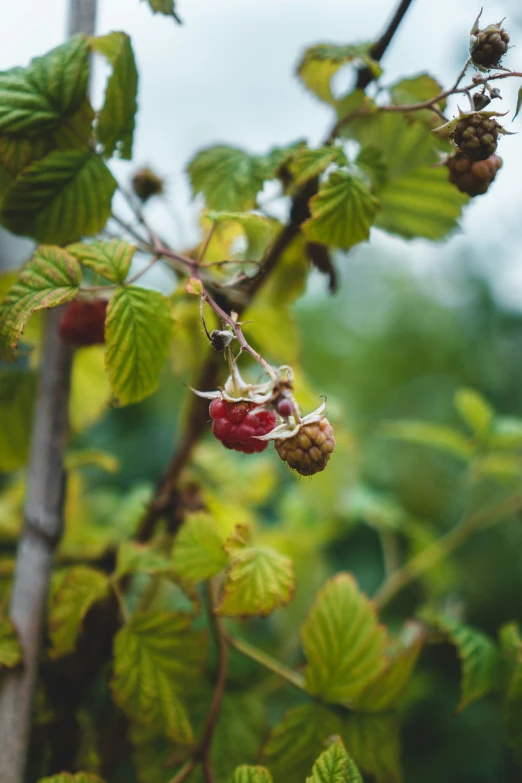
209, 398, 276, 454
58, 300, 107, 346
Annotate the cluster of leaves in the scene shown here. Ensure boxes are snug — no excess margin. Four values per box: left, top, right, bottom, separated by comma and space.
1, 10, 522, 783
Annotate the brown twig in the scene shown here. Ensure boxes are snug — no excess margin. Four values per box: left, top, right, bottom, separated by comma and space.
356, 0, 416, 89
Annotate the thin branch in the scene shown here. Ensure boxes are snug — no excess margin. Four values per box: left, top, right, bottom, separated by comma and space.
167, 758, 197, 783
374, 492, 522, 610
227, 633, 305, 692
196, 581, 229, 783
201, 287, 277, 380
356, 0, 416, 89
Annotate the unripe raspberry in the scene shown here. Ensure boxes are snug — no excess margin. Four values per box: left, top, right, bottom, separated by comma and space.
58, 300, 107, 346
209, 398, 276, 454
275, 417, 335, 476
131, 168, 164, 202
446, 152, 502, 197
452, 113, 500, 161
471, 23, 509, 69
276, 397, 294, 418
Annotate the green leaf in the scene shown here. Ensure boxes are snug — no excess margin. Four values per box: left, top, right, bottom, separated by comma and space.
0, 149, 117, 244
111, 612, 205, 744
342, 714, 402, 783
307, 739, 364, 783
116, 541, 173, 579
0, 36, 89, 135
91, 33, 138, 159
171, 512, 229, 585
351, 113, 467, 240
354, 622, 425, 712
344, 485, 405, 532
144, 0, 181, 19
380, 421, 473, 460
187, 145, 268, 211
67, 240, 136, 284
230, 767, 273, 783
205, 211, 274, 261
288, 145, 347, 187
375, 164, 469, 241
301, 573, 387, 704
297, 44, 380, 106
490, 417, 522, 449
263, 704, 343, 783
0, 245, 81, 360
454, 387, 494, 438
428, 614, 499, 712
70, 345, 112, 432
0, 369, 37, 471
217, 526, 295, 617
0, 617, 22, 669
302, 170, 379, 251
105, 286, 174, 405
389, 73, 446, 126
48, 566, 110, 658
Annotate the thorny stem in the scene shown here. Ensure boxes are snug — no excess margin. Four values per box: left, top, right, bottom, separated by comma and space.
374, 492, 522, 610
227, 633, 305, 692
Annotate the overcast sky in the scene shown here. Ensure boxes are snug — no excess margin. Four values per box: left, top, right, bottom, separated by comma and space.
1, 0, 522, 305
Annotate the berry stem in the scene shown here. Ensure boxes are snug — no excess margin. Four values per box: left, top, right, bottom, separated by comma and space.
201, 286, 278, 381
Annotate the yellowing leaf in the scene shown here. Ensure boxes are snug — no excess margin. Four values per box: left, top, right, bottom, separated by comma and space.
354, 622, 425, 712
0, 616, 22, 669
263, 703, 343, 783
307, 739, 364, 783
144, 0, 180, 19
171, 512, 229, 585
301, 573, 387, 704
68, 240, 136, 284
0, 246, 81, 360
187, 146, 268, 211
0, 150, 117, 244
111, 612, 205, 744
105, 286, 174, 405
230, 767, 273, 783
297, 43, 380, 106
70, 345, 111, 432
0, 369, 36, 471
454, 387, 494, 438
289, 145, 347, 187
205, 211, 275, 261
217, 526, 295, 617
91, 32, 138, 159
303, 170, 378, 251
48, 566, 110, 658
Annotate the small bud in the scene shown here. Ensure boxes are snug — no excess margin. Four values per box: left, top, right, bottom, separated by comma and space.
131, 167, 164, 202
209, 329, 235, 352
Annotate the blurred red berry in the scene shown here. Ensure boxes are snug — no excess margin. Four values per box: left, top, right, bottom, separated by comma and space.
58, 300, 107, 347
